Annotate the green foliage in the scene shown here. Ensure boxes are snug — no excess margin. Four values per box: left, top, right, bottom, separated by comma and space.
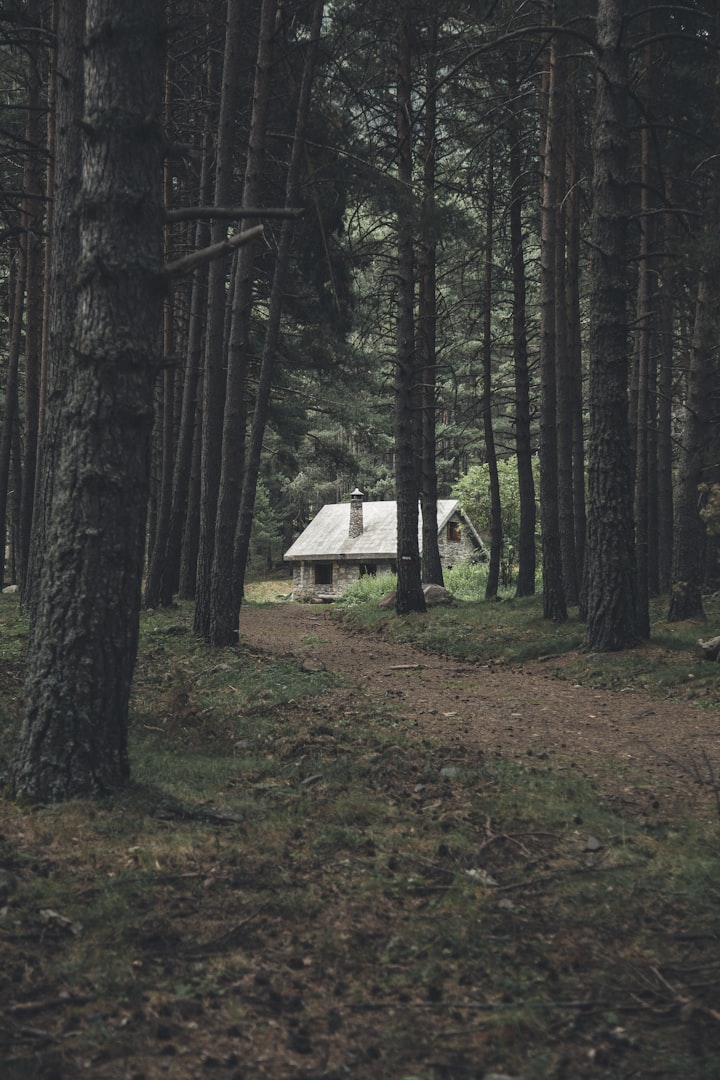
247, 478, 284, 577
452, 456, 540, 580
338, 570, 396, 606
699, 483, 720, 536
0, 594, 25, 664
443, 561, 489, 600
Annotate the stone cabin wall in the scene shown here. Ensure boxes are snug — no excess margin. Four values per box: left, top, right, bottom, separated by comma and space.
291, 517, 479, 600
291, 560, 396, 600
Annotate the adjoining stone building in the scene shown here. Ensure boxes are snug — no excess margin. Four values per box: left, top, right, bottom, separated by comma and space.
284, 489, 485, 601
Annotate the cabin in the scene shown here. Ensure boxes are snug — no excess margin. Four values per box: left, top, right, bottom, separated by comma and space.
284, 489, 485, 601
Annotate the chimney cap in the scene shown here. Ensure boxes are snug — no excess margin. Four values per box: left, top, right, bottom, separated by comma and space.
350, 487, 364, 499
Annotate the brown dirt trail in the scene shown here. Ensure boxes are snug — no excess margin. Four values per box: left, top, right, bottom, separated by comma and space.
239, 602, 720, 815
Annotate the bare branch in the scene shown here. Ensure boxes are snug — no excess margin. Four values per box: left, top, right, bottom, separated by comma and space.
164, 206, 304, 223
162, 225, 265, 280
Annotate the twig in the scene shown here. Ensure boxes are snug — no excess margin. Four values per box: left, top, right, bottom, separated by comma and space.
162, 225, 265, 279
164, 205, 303, 223
2, 1024, 60, 1043
184, 900, 271, 957
346, 997, 610, 1012
5, 995, 92, 1017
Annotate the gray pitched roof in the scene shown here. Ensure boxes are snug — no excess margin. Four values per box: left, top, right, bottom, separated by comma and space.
284, 499, 480, 561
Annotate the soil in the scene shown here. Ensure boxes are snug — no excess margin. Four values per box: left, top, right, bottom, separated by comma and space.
3, 600, 720, 1079
239, 602, 720, 815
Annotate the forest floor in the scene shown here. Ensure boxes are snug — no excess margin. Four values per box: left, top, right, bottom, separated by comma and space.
238, 600, 720, 820
1, 593, 720, 1079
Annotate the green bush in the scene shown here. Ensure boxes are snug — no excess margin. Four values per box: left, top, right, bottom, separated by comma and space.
443, 561, 489, 600
339, 571, 396, 606
340, 565, 495, 605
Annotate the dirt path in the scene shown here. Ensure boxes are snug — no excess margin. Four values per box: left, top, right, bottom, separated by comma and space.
239, 602, 720, 816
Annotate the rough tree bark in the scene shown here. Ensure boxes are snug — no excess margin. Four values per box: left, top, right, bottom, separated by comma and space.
538, 27, 567, 622
565, 63, 586, 593
193, 0, 245, 640
24, 0, 86, 618
667, 271, 718, 621
11, 0, 165, 802
143, 36, 220, 609
482, 145, 502, 601
394, 0, 425, 615
507, 51, 536, 598
554, 46, 578, 606
208, 0, 277, 646
233, 0, 325, 623
667, 12, 720, 620
633, 65, 654, 639
419, 16, 443, 588
17, 0, 45, 593
583, 0, 638, 651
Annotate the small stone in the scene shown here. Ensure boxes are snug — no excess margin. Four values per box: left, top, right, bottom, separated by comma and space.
466, 868, 498, 886
696, 635, 720, 661
422, 583, 454, 606
585, 836, 603, 852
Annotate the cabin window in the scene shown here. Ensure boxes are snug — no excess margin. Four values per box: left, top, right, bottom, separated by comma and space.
360, 563, 377, 577
314, 563, 333, 585
447, 520, 462, 542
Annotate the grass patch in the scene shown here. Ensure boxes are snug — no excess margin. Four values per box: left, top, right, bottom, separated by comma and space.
337, 588, 720, 704
340, 590, 586, 663
1, 595, 719, 1078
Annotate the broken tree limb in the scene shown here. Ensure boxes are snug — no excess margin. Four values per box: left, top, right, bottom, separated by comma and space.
162, 224, 265, 279
164, 205, 304, 223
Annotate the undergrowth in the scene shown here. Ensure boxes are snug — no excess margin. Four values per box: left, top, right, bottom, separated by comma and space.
0, 593, 719, 1078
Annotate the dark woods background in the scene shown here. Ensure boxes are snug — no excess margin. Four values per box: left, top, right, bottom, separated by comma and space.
1, 0, 719, 797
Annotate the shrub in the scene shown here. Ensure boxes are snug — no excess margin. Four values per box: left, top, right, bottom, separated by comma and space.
443, 562, 489, 600
339, 571, 397, 606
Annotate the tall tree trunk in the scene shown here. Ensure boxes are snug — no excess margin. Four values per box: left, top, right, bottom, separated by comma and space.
144, 35, 220, 608
419, 16, 443, 587
39, 0, 58, 442
656, 203, 675, 593
554, 47, 578, 606
193, 0, 245, 640
482, 145, 502, 600
145, 54, 177, 599
668, 271, 718, 620
18, 0, 45, 593
233, 0, 325, 625
24, 0, 86, 616
179, 395, 203, 599
633, 80, 654, 638
0, 246, 24, 588
507, 52, 536, 598
394, 0, 425, 615
583, 0, 638, 651
208, 0, 278, 645
538, 28, 567, 622
565, 75, 586, 590
11, 0, 164, 802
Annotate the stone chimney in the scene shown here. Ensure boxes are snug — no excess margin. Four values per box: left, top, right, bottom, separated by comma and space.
349, 488, 364, 538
